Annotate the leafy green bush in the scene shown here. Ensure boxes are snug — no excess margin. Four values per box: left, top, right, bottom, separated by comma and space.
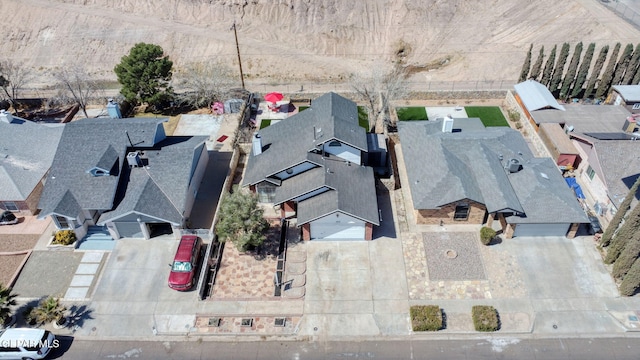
472, 305, 500, 332
53, 230, 76, 245
410, 305, 443, 331
480, 227, 496, 246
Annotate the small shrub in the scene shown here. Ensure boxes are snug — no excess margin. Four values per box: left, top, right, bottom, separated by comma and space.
410, 305, 443, 331
53, 230, 77, 246
514, 121, 523, 129
472, 305, 500, 332
480, 227, 496, 246
508, 109, 521, 122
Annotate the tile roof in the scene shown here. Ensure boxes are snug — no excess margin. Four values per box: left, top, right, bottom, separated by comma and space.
0, 117, 63, 200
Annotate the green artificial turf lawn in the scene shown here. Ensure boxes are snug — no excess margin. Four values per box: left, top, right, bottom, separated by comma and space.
357, 106, 369, 130
298, 106, 309, 112
464, 106, 509, 127
259, 119, 272, 129
396, 107, 428, 121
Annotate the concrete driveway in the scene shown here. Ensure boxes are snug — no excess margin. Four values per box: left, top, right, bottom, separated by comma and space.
77, 237, 202, 337
299, 237, 410, 338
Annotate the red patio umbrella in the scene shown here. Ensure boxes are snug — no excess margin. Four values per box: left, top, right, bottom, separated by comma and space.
264, 92, 284, 103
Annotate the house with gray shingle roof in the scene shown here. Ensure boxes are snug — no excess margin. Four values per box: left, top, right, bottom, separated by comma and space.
38, 117, 208, 241
398, 118, 588, 238
0, 110, 63, 215
243, 92, 379, 240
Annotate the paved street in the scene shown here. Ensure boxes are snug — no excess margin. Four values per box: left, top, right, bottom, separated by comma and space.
51, 336, 640, 359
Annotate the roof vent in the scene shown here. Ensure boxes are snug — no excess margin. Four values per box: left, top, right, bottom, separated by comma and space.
623, 116, 637, 133
127, 152, 142, 168
507, 158, 521, 173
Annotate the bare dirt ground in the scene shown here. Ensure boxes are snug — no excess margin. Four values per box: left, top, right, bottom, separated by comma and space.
1, 0, 639, 89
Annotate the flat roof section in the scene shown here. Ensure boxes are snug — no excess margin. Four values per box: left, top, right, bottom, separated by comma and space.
531, 104, 632, 131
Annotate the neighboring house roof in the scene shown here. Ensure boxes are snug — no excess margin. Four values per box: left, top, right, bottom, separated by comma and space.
590, 140, 640, 207
612, 85, 640, 102
399, 119, 587, 224
243, 92, 367, 185
538, 123, 579, 155
0, 116, 63, 201
514, 80, 566, 112
531, 104, 631, 129
278, 159, 379, 225
38, 118, 207, 223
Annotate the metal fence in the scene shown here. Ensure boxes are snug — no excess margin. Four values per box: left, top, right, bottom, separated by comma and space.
601, 0, 640, 30
248, 80, 516, 94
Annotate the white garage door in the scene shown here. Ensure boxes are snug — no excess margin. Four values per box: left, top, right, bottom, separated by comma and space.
310, 213, 366, 240
513, 223, 570, 237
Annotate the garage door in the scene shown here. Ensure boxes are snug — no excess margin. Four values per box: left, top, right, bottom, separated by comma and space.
512, 223, 570, 237
114, 222, 143, 238
310, 222, 365, 240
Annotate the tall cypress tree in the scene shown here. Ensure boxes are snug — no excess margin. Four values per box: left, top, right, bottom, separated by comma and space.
613, 231, 640, 280
571, 43, 595, 98
605, 201, 640, 264
560, 42, 583, 99
612, 43, 634, 86
601, 176, 640, 248
620, 256, 640, 296
633, 63, 640, 85
529, 46, 544, 81
622, 44, 640, 84
596, 42, 621, 99
549, 43, 571, 92
519, 44, 533, 83
541, 45, 557, 86
584, 45, 609, 99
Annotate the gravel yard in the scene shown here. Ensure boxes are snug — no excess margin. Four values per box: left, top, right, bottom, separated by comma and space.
423, 232, 486, 281
0, 234, 40, 287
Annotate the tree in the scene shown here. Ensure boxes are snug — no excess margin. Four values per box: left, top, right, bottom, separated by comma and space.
622, 43, 640, 84
571, 43, 595, 98
605, 201, 640, 264
549, 42, 570, 92
33, 296, 66, 326
0, 59, 32, 110
584, 45, 609, 99
600, 176, 640, 247
529, 46, 545, 81
0, 284, 17, 326
633, 60, 640, 85
350, 63, 408, 133
620, 256, 640, 296
174, 61, 235, 108
540, 45, 557, 86
114, 43, 173, 107
560, 42, 583, 99
519, 44, 533, 83
215, 187, 269, 252
595, 42, 621, 99
612, 43, 634, 86
53, 63, 101, 118
613, 231, 640, 280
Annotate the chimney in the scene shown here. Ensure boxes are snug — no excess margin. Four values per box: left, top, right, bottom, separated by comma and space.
127, 152, 142, 168
442, 115, 454, 133
252, 133, 262, 156
107, 99, 122, 119
623, 116, 637, 133
0, 110, 13, 123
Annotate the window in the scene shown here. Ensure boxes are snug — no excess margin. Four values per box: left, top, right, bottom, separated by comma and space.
55, 215, 71, 229
3, 201, 18, 211
256, 182, 276, 203
453, 203, 470, 221
586, 165, 596, 180
633, 103, 640, 110
328, 140, 341, 147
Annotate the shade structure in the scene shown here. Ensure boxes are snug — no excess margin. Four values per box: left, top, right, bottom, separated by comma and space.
264, 92, 284, 103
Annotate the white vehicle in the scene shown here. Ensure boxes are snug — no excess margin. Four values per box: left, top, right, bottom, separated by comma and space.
0, 328, 56, 360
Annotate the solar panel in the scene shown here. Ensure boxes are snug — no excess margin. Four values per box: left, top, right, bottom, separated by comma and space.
583, 132, 635, 140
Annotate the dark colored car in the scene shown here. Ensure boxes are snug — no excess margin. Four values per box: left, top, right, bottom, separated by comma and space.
0, 211, 18, 226
168, 235, 202, 291
588, 215, 603, 235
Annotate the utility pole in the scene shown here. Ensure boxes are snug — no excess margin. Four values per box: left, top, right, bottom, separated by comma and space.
231, 22, 245, 89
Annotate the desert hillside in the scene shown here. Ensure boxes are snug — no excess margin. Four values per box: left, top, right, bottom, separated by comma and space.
2, 0, 639, 86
